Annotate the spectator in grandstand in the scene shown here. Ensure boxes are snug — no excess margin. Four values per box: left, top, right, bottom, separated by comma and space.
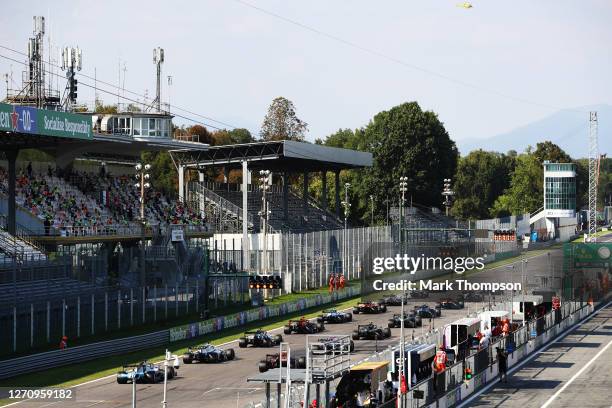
27, 162, 32, 178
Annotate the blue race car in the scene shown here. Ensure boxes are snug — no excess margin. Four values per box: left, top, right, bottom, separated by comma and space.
116, 361, 175, 384
238, 329, 283, 348
317, 309, 352, 324
183, 343, 236, 364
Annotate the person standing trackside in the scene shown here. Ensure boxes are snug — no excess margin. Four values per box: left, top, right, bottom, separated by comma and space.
497, 347, 508, 383
59, 336, 68, 350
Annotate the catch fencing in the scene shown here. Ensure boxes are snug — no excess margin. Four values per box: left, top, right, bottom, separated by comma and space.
0, 278, 248, 356
237, 225, 506, 293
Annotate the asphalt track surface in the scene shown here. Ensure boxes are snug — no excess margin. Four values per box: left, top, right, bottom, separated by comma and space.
8, 248, 562, 408
464, 301, 612, 408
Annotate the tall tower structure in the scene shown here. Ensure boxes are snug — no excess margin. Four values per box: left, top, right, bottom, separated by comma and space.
153, 47, 164, 112
61, 46, 82, 109
27, 16, 46, 107
587, 111, 599, 242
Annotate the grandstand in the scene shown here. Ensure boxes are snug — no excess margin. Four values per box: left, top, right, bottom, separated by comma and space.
190, 181, 343, 233
176, 140, 373, 234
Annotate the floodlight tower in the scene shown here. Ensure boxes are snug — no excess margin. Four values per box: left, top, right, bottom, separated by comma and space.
153, 47, 164, 112
442, 178, 454, 217
61, 46, 82, 109
588, 112, 598, 242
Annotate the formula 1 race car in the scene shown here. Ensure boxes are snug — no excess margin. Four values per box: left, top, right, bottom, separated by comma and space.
409, 290, 429, 299
239, 329, 283, 348
379, 294, 409, 306
387, 312, 421, 328
284, 318, 325, 334
258, 353, 306, 373
352, 323, 392, 340
438, 299, 465, 309
117, 361, 176, 384
317, 309, 353, 324
182, 344, 236, 364
353, 301, 387, 314
459, 292, 484, 302
414, 304, 441, 318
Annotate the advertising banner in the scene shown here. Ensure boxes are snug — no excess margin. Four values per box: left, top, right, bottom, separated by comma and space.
169, 285, 362, 342
0, 103, 92, 140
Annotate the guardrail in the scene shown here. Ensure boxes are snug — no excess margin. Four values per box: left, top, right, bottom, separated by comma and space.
0, 330, 168, 380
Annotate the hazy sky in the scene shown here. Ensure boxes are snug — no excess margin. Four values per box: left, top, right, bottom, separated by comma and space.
1, 0, 611, 145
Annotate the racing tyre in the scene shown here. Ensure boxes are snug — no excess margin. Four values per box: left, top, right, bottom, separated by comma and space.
381, 305, 387, 313
316, 322, 325, 332
388, 320, 395, 328
284, 326, 292, 335
274, 334, 283, 345
347, 313, 353, 322
353, 308, 360, 314
352, 331, 360, 340
297, 356, 307, 369
349, 340, 355, 352
238, 338, 248, 348
258, 362, 269, 373
383, 328, 392, 338
226, 348, 235, 361
183, 354, 193, 364
117, 377, 128, 384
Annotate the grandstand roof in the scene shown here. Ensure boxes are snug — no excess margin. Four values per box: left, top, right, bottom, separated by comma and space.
0, 131, 207, 159
174, 140, 372, 172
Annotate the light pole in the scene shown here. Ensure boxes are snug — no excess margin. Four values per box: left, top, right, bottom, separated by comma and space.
258, 170, 271, 275
370, 195, 374, 226
341, 183, 351, 280
134, 163, 151, 287
505, 264, 515, 323
131, 367, 137, 408
399, 177, 408, 245
521, 259, 528, 326
442, 178, 454, 217
161, 349, 180, 408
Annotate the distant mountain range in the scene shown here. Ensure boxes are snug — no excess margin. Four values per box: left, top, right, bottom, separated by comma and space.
457, 104, 612, 159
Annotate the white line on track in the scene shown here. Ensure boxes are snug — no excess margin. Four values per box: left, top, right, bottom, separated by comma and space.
457, 300, 611, 408
540, 337, 612, 408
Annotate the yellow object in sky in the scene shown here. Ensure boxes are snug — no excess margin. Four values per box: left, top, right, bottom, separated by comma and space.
457, 2, 473, 8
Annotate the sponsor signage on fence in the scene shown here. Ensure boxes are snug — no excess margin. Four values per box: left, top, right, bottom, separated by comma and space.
567, 243, 612, 268
0, 103, 92, 140
168, 286, 359, 343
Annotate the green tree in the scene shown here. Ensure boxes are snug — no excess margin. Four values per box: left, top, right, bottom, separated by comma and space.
260, 97, 308, 141
533, 141, 572, 163
361, 102, 458, 217
451, 150, 514, 219
228, 128, 254, 144
491, 152, 543, 216
141, 151, 177, 199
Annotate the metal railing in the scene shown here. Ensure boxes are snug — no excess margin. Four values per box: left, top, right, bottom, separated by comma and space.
0, 330, 168, 380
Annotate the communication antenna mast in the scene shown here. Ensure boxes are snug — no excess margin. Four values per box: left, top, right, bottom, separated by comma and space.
587, 111, 599, 242
153, 47, 164, 112
61, 46, 82, 109
26, 16, 46, 107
